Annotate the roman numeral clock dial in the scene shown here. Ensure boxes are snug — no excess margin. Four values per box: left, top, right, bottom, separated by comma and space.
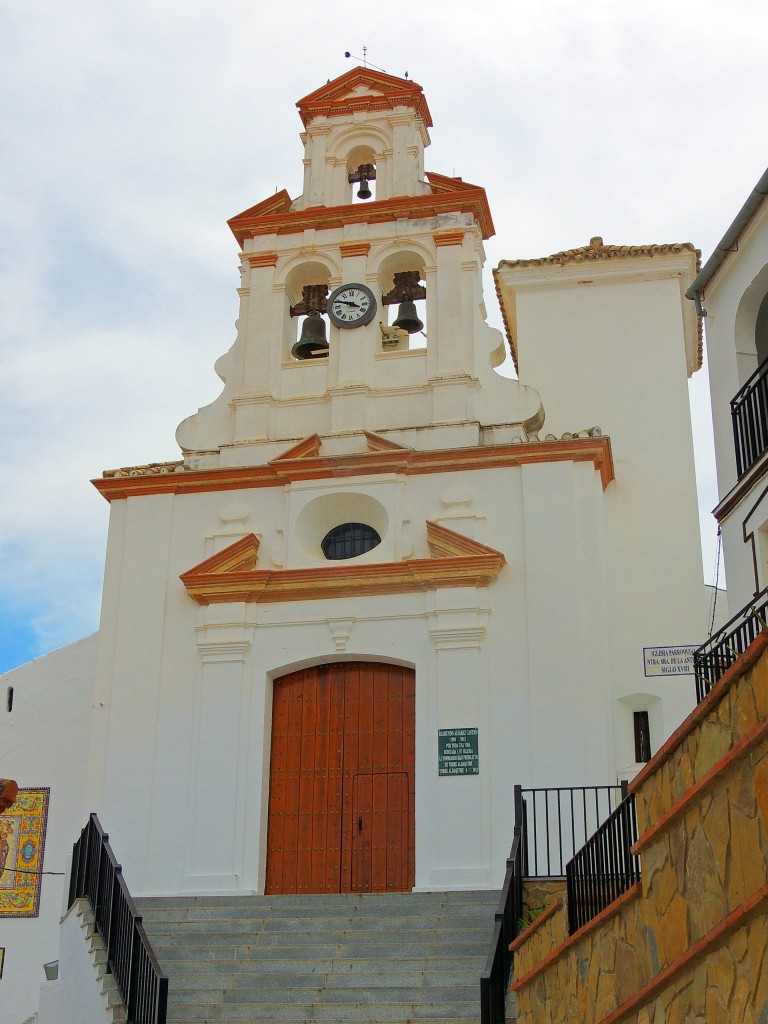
328, 284, 377, 328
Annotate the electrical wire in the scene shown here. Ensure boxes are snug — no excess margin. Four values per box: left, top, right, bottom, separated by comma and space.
708, 525, 723, 637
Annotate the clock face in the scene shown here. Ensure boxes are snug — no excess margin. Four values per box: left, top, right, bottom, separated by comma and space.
328, 284, 377, 329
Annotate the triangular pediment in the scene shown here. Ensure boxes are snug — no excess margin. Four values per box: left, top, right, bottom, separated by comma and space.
181, 534, 261, 581
364, 431, 412, 453
180, 523, 505, 605
425, 521, 501, 559
271, 435, 323, 461
426, 171, 484, 194
296, 67, 432, 128
228, 189, 293, 246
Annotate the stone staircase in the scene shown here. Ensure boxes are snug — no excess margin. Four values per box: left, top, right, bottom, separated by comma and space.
136, 890, 499, 1024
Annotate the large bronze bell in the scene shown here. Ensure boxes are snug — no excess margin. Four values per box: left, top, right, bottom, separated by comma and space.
291, 310, 329, 360
392, 300, 424, 335
357, 174, 372, 200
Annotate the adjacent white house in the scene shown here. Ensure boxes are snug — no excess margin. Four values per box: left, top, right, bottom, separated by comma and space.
1, 68, 712, 1023
687, 169, 768, 613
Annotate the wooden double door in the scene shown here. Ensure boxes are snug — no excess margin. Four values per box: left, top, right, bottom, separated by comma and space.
266, 662, 415, 894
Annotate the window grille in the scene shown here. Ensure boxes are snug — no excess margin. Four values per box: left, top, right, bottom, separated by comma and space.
321, 523, 381, 560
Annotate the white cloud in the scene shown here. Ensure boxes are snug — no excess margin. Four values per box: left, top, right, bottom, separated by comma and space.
1, 0, 765, 659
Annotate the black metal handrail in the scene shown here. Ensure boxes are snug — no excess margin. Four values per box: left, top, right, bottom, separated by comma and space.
520, 785, 627, 877
565, 792, 639, 934
69, 814, 168, 1024
694, 586, 768, 702
732, 355, 768, 478
480, 785, 525, 1024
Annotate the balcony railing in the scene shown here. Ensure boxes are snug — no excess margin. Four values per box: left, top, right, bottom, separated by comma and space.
732, 356, 768, 478
565, 792, 640, 934
694, 586, 768, 702
520, 785, 627, 877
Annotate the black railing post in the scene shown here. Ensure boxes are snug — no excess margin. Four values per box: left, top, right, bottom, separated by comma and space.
127, 923, 140, 1024
107, 864, 123, 970
156, 976, 169, 1024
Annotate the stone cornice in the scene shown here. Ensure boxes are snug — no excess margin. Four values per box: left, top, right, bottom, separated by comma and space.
228, 186, 494, 246
94, 433, 614, 501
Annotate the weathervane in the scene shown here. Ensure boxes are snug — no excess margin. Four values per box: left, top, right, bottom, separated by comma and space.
343, 49, 409, 79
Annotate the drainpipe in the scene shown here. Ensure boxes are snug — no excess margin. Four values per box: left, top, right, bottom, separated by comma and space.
685, 167, 768, 311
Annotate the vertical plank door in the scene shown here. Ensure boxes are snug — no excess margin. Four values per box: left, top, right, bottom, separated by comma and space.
266, 662, 414, 894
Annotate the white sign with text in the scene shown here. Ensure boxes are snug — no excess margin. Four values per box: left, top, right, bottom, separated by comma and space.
643, 645, 697, 677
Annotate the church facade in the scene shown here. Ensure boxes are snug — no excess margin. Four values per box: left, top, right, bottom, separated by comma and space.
1, 69, 709, 1022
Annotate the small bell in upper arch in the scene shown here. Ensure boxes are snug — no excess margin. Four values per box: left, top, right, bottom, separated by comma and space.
349, 162, 376, 202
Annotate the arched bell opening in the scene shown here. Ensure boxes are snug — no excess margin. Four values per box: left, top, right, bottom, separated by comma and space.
284, 261, 332, 361
346, 144, 378, 204
378, 253, 428, 351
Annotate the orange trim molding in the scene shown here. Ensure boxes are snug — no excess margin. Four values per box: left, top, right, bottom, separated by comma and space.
245, 252, 278, 268
95, 435, 615, 502
339, 242, 371, 258
180, 522, 506, 606
433, 231, 465, 247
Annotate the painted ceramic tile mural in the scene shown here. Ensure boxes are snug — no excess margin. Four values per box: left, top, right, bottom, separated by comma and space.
0, 788, 50, 918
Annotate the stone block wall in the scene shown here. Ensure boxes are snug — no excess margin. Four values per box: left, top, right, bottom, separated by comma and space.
509, 633, 768, 1023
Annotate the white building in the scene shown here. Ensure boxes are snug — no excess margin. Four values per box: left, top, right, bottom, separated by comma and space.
687, 169, 768, 613
1, 68, 710, 1023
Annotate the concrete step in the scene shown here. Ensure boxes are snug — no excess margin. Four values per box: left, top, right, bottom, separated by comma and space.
167, 1002, 481, 1021
137, 890, 499, 1024
158, 955, 484, 977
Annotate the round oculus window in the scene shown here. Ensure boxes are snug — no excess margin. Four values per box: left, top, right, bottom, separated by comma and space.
321, 522, 381, 560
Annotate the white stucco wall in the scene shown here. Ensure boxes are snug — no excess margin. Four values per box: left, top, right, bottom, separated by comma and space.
0, 635, 98, 1024
35, 902, 114, 1024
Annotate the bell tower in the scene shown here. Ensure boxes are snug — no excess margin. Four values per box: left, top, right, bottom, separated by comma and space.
176, 68, 543, 469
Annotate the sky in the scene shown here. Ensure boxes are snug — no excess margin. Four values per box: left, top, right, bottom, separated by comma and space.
0, 0, 765, 674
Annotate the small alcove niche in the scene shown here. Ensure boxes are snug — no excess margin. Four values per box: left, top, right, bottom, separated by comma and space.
294, 492, 389, 562
756, 291, 768, 368
379, 252, 428, 351
285, 261, 331, 361
347, 145, 377, 204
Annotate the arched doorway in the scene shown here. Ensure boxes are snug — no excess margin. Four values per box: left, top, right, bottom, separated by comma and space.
266, 662, 415, 894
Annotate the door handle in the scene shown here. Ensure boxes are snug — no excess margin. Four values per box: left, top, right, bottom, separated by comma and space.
358, 816, 363, 833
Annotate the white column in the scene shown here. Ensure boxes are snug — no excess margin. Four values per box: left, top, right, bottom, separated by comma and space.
183, 634, 253, 893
